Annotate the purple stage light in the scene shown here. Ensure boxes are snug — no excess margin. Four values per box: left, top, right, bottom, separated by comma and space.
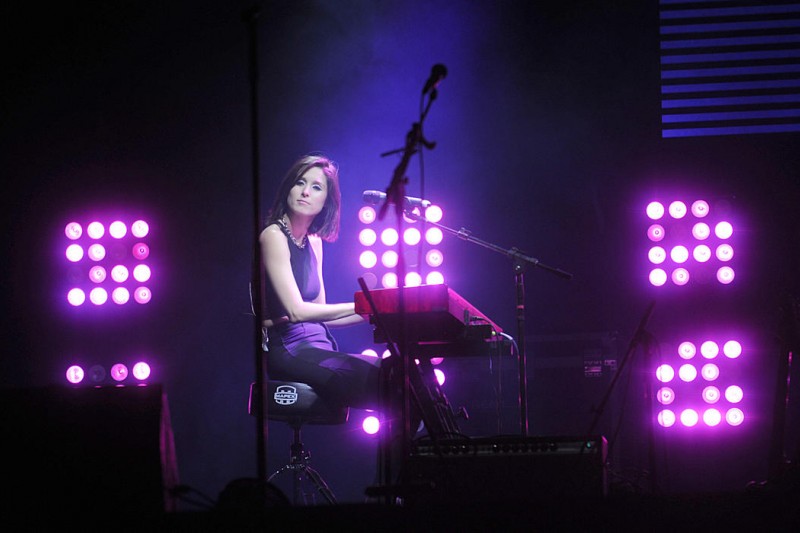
426, 249, 444, 268
67, 288, 86, 306
716, 244, 734, 262
434, 368, 445, 386
714, 221, 733, 239
693, 245, 711, 263
65, 222, 83, 240
66, 244, 84, 262
382, 272, 398, 288
360, 349, 379, 358
405, 272, 422, 287
358, 206, 376, 225
717, 266, 735, 284
678, 341, 696, 359
130, 220, 149, 238
132, 362, 151, 380
111, 265, 129, 283
109, 221, 127, 239
110, 363, 128, 382
647, 224, 665, 242
691, 200, 709, 218
425, 227, 443, 245
381, 228, 398, 246
359, 251, 378, 269
381, 251, 398, 268
703, 408, 722, 427
672, 268, 690, 286
726, 408, 744, 426
657, 387, 675, 405
425, 205, 443, 223
692, 222, 710, 240
680, 409, 699, 427
647, 201, 665, 220
89, 287, 108, 305
132, 242, 150, 260
648, 246, 667, 264
669, 201, 687, 219
426, 271, 444, 285
359, 228, 377, 246
678, 364, 698, 382
87, 222, 105, 239
700, 341, 719, 359
725, 385, 743, 403
658, 409, 676, 427
112, 287, 130, 305
723, 340, 742, 358
702, 385, 721, 403
134, 287, 152, 304
403, 227, 421, 246
650, 268, 667, 286
66, 365, 85, 384
701, 364, 720, 382
87, 243, 106, 261
656, 364, 675, 383
362, 415, 380, 435
133, 264, 151, 283
89, 266, 107, 283
670, 245, 689, 264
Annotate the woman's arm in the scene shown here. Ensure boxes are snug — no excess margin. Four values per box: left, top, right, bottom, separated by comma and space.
308, 234, 366, 328
260, 226, 358, 324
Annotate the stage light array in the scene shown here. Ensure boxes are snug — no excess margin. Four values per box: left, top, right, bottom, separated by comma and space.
644, 200, 736, 287
63, 218, 153, 307
65, 359, 152, 385
655, 337, 746, 428
356, 205, 445, 289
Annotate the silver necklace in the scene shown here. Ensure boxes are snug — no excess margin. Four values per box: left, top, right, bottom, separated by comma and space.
278, 216, 307, 249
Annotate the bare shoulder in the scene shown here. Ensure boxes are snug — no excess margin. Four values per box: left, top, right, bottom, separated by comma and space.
259, 223, 283, 244
309, 234, 323, 254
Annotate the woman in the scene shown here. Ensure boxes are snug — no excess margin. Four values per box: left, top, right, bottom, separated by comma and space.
260, 154, 380, 409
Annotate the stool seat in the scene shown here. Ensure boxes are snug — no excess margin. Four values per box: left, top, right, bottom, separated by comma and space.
249, 380, 349, 426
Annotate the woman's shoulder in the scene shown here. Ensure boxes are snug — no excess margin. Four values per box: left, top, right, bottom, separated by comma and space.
260, 223, 285, 245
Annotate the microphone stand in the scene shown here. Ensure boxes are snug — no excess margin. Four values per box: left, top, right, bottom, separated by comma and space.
404, 212, 572, 437
373, 87, 440, 503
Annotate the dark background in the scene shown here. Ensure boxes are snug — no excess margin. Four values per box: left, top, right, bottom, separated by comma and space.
2, 0, 799, 506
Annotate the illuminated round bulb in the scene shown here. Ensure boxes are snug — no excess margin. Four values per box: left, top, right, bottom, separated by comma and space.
672, 268, 689, 286
66, 244, 84, 262
109, 221, 127, 239
700, 341, 719, 359
425, 205, 443, 223
382, 272, 398, 288
726, 408, 744, 426
361, 349, 379, 358
66, 365, 85, 384
359, 251, 378, 269
725, 385, 744, 403
715, 221, 733, 239
89, 287, 108, 305
381, 350, 392, 359
359, 228, 377, 246
110, 363, 128, 382
658, 409, 676, 427
426, 249, 444, 268
691, 200, 710, 218
426, 271, 444, 285
703, 408, 722, 426
132, 243, 150, 260
87, 244, 106, 261
404, 227, 421, 246
131, 220, 150, 238
87, 222, 105, 239
133, 264, 151, 283
362, 415, 381, 435
669, 201, 687, 219
433, 368, 445, 386
723, 340, 742, 359
425, 227, 444, 245
358, 206, 376, 224
65, 222, 83, 240
656, 364, 674, 383
67, 288, 86, 306
670, 246, 689, 264
646, 202, 665, 220
381, 228, 399, 246
692, 223, 710, 240
678, 341, 696, 359
693, 245, 711, 263
134, 287, 152, 304
703, 385, 721, 403
405, 272, 422, 287
701, 363, 720, 381
111, 265, 129, 283
717, 266, 735, 284
132, 362, 151, 380
381, 250, 398, 268
680, 409, 699, 427
649, 269, 667, 287
112, 287, 130, 305
647, 224, 665, 242
648, 246, 666, 265
678, 364, 697, 382
89, 266, 107, 283
656, 387, 675, 405
716, 244, 734, 262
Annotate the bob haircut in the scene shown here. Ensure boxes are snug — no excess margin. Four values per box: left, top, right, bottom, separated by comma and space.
265, 154, 341, 242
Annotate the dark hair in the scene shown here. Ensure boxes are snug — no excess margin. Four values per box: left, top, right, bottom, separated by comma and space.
265, 154, 341, 241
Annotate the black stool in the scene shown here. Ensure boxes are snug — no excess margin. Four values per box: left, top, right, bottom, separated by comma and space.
249, 380, 349, 505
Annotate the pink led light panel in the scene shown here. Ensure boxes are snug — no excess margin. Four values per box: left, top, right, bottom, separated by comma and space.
66, 365, 84, 384
358, 206, 376, 224
362, 415, 380, 435
425, 205, 443, 223
646, 202, 665, 220
658, 409, 676, 427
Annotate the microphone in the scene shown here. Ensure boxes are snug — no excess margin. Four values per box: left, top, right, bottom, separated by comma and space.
422, 64, 447, 95
362, 190, 431, 210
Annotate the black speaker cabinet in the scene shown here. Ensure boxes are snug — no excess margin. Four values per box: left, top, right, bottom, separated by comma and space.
0, 384, 179, 520
404, 435, 607, 504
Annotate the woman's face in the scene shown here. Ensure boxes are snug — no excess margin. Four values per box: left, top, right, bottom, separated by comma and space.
287, 166, 328, 218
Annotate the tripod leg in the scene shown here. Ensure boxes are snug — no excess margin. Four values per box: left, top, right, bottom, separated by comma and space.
303, 466, 338, 504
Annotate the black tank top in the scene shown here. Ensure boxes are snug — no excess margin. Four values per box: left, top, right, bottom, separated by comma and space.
264, 225, 321, 320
